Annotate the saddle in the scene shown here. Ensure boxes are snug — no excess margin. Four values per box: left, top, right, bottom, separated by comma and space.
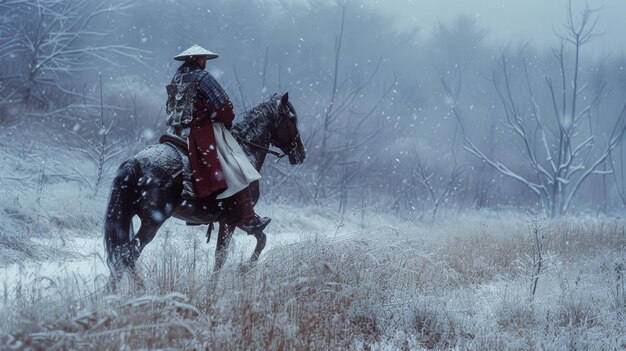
159, 133, 197, 199
158, 133, 238, 238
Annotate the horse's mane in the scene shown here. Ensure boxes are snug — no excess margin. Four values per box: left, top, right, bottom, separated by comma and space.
231, 95, 279, 141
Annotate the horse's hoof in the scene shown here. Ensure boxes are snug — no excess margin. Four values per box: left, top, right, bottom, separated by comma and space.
107, 269, 144, 294
237, 262, 255, 275
106, 278, 118, 293
132, 275, 145, 292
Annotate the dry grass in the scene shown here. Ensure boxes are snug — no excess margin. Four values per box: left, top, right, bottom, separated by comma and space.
0, 215, 624, 350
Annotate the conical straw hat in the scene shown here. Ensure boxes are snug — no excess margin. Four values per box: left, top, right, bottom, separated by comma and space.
174, 44, 219, 61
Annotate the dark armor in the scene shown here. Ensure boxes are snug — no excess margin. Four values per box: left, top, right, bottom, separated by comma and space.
165, 67, 208, 128
198, 72, 230, 110
166, 65, 232, 129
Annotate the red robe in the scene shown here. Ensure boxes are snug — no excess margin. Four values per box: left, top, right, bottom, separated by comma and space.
187, 96, 235, 198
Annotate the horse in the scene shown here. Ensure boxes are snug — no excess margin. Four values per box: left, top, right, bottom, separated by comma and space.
103, 92, 306, 286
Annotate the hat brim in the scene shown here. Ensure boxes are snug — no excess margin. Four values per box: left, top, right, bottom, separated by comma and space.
174, 53, 219, 61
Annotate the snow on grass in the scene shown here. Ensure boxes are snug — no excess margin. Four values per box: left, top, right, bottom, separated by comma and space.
0, 133, 624, 349
0, 208, 623, 350
0, 130, 112, 264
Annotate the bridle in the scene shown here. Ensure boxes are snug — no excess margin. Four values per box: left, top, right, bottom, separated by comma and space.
236, 99, 301, 160
269, 125, 300, 161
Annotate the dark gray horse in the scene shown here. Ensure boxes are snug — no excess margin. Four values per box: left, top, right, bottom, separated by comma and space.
104, 93, 305, 286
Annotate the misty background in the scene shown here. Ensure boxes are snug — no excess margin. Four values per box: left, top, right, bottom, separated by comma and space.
1, 0, 625, 219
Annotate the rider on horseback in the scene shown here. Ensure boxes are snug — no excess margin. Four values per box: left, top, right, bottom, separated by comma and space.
165, 44, 270, 235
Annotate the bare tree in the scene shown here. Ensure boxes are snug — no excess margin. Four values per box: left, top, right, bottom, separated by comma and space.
5, 0, 144, 108
0, 1, 23, 114
449, 3, 626, 216
0, 1, 22, 60
118, 77, 164, 145
409, 145, 465, 221
609, 56, 626, 207
514, 218, 553, 300
311, 6, 391, 206
65, 76, 127, 195
528, 218, 547, 297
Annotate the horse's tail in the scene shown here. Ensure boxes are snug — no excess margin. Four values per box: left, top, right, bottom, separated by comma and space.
104, 158, 140, 277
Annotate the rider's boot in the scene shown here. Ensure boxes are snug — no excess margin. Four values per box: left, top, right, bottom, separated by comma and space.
233, 187, 271, 235
240, 215, 271, 235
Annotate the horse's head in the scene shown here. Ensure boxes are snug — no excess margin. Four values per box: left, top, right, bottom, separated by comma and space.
271, 92, 306, 165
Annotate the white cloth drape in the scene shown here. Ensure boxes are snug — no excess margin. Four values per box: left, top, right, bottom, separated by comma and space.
212, 123, 261, 199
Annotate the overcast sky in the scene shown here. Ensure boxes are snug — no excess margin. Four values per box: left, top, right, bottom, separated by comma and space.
366, 0, 625, 54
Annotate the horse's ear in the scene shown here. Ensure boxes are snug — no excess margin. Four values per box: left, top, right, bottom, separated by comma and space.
280, 92, 289, 105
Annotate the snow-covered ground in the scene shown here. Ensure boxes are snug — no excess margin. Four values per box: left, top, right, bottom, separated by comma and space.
0, 137, 624, 350
0, 197, 417, 301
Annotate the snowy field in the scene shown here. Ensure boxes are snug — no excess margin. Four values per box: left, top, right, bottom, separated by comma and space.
0, 140, 624, 350
3, 0, 626, 348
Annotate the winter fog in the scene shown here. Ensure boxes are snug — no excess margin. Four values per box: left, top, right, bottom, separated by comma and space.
1, 0, 624, 349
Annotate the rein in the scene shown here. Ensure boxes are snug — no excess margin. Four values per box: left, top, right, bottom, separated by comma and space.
235, 135, 287, 159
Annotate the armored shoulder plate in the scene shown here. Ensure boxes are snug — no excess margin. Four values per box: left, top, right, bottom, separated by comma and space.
165, 70, 208, 128
198, 73, 230, 110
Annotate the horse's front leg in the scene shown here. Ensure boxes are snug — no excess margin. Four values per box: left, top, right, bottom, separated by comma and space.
236, 230, 267, 274
213, 222, 267, 273
249, 231, 266, 265
214, 222, 234, 272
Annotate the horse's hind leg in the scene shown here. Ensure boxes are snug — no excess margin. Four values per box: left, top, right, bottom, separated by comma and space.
117, 220, 161, 289
133, 220, 164, 254
214, 222, 234, 272
132, 187, 172, 262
